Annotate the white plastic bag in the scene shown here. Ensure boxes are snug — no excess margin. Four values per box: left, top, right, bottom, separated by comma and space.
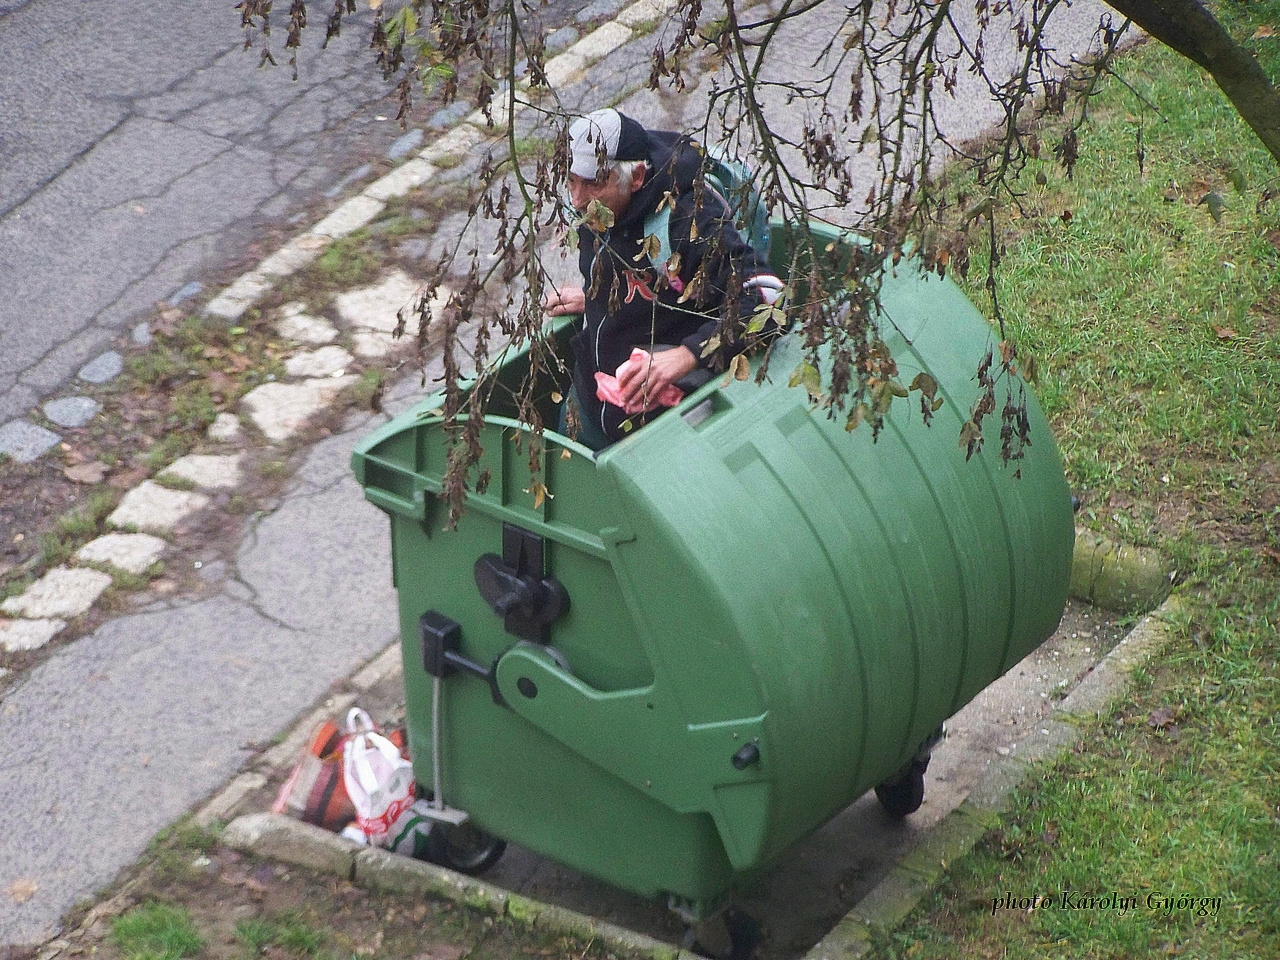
341, 707, 416, 845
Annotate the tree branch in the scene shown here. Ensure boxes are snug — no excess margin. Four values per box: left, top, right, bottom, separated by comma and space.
1105, 0, 1280, 163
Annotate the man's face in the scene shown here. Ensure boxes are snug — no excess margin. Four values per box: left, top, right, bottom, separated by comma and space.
567, 163, 645, 221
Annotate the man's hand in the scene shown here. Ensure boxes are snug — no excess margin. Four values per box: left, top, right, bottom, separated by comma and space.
543, 286, 586, 317
616, 346, 697, 408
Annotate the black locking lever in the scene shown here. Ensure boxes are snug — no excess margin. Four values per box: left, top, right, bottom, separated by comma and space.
419, 611, 505, 706
474, 524, 570, 642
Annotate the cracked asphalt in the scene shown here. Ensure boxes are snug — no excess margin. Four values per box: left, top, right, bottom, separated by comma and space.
0, 0, 397, 424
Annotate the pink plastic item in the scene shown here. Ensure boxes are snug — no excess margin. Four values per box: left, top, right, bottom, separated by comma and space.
594, 348, 685, 415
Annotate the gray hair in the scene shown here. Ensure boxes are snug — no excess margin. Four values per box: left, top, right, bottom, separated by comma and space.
612, 158, 646, 182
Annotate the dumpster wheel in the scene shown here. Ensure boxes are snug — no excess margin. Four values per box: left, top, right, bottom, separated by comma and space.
425, 821, 507, 875
873, 757, 928, 818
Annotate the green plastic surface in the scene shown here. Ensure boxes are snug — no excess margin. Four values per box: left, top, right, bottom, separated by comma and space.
351, 223, 1075, 907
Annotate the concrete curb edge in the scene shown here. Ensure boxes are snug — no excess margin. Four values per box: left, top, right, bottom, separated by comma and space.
220, 812, 704, 960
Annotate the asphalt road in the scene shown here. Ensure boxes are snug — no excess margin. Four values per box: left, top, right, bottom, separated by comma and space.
0, 0, 447, 427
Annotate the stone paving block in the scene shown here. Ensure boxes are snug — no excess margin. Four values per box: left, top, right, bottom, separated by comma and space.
333, 271, 422, 333
545, 25, 580, 52
350, 330, 395, 359
258, 233, 330, 277
617, 0, 680, 27
43, 396, 101, 428
206, 272, 274, 321
108, 480, 212, 534
0, 419, 62, 463
2, 567, 113, 620
168, 281, 204, 305
276, 305, 339, 345
223, 813, 357, 877
0, 617, 67, 653
207, 412, 243, 442
284, 346, 354, 379
427, 101, 473, 131
542, 53, 586, 88
160, 453, 247, 491
311, 195, 385, 239
576, 0, 629, 23
419, 124, 486, 162
241, 376, 358, 443
396, 237, 430, 261
77, 351, 124, 384
386, 128, 425, 160
567, 21, 633, 63
76, 533, 168, 575
365, 159, 438, 202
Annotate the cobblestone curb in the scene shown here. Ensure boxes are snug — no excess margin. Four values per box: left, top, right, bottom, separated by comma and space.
802, 594, 1184, 960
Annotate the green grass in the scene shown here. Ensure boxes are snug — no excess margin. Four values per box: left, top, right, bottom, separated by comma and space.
235, 912, 325, 957
111, 903, 205, 960
961, 49, 1280, 510
876, 6, 1280, 959
39, 489, 118, 566
311, 235, 379, 287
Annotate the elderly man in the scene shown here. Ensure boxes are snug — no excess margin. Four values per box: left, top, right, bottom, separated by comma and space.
544, 108, 780, 449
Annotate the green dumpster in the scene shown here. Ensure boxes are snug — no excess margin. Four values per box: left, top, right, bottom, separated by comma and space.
350, 223, 1075, 914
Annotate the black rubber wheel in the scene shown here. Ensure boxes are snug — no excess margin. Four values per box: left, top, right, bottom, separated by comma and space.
874, 761, 927, 818
424, 822, 507, 875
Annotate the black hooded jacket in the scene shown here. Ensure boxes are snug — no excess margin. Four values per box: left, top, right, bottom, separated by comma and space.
569, 121, 773, 443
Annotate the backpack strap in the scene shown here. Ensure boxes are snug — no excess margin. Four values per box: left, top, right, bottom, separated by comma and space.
643, 204, 673, 275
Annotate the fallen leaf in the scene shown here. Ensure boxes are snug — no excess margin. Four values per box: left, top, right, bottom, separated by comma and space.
65, 462, 109, 484
109, 466, 150, 490
6, 879, 38, 905
1147, 706, 1178, 729
1214, 326, 1238, 340
153, 307, 184, 337
1252, 25, 1275, 39
731, 353, 750, 381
